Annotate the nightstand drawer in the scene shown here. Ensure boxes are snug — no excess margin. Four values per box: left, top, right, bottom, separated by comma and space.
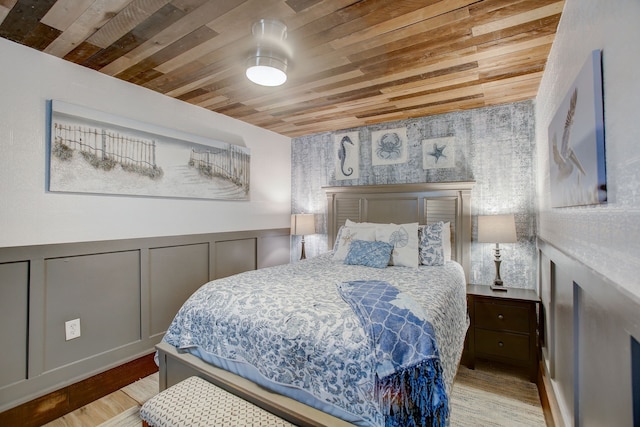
475, 329, 530, 362
474, 301, 530, 333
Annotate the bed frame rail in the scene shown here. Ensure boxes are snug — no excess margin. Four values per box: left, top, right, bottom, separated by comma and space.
156, 342, 353, 427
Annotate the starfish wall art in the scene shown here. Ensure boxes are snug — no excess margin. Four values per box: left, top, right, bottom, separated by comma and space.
422, 137, 456, 169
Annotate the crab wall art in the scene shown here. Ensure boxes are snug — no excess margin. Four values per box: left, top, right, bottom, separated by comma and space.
371, 127, 408, 166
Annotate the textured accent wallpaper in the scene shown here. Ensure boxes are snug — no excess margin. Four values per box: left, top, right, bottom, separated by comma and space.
292, 100, 537, 289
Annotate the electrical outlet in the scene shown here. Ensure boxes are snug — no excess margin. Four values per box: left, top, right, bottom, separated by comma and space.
65, 318, 81, 341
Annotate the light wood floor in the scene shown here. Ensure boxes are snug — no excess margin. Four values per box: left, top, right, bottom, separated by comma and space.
45, 362, 546, 426
43, 373, 159, 427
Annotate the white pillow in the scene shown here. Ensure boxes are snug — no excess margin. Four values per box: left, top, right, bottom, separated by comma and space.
332, 226, 344, 254
375, 222, 419, 268
443, 222, 452, 261
332, 226, 376, 261
345, 219, 378, 227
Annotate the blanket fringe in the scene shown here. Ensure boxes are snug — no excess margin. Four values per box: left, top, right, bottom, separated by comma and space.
376, 358, 449, 427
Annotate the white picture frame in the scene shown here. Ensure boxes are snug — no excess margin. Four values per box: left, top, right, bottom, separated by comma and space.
422, 136, 456, 169
371, 127, 407, 166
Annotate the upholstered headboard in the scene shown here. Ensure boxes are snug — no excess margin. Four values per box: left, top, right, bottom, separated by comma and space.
324, 182, 474, 281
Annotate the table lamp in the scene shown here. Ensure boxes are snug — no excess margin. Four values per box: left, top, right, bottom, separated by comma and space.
477, 214, 517, 291
291, 214, 315, 260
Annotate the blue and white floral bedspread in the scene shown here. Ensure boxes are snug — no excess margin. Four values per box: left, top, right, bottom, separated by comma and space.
162, 253, 468, 426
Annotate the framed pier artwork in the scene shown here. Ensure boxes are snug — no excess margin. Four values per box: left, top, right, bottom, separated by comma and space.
47, 100, 250, 201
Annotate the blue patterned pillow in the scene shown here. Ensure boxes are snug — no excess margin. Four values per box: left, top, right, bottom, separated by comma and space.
344, 240, 394, 268
418, 221, 445, 266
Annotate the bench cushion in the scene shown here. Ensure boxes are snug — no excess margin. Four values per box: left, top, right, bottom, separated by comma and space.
140, 376, 294, 426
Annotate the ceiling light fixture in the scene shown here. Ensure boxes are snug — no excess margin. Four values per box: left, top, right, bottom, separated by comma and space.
246, 19, 290, 87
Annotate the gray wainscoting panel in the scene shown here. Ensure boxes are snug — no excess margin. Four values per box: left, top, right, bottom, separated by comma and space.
538, 251, 555, 377
215, 238, 256, 279
539, 238, 640, 426
551, 249, 575, 421
149, 244, 209, 337
257, 235, 291, 269
575, 282, 632, 426
44, 251, 141, 373
633, 337, 640, 425
0, 228, 289, 413
0, 262, 29, 388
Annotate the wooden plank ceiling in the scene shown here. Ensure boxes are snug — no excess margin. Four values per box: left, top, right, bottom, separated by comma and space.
0, 0, 563, 138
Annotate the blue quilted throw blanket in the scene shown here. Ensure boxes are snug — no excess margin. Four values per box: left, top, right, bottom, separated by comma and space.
337, 280, 449, 427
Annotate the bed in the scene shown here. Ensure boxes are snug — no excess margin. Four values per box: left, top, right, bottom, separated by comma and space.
156, 182, 474, 426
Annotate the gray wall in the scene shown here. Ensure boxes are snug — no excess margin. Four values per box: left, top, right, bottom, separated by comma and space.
0, 229, 290, 412
292, 101, 537, 289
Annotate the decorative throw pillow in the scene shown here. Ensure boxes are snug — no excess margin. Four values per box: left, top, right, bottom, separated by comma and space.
344, 240, 394, 269
332, 226, 376, 261
418, 221, 445, 266
375, 222, 419, 268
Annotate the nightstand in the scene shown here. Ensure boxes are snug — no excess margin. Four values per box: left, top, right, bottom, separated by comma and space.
464, 284, 540, 382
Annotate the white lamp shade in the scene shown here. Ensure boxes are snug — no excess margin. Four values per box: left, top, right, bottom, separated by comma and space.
477, 214, 517, 243
291, 214, 315, 236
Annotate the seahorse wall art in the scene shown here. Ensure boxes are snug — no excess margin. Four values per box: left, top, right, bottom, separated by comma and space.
338, 135, 354, 176
334, 131, 360, 180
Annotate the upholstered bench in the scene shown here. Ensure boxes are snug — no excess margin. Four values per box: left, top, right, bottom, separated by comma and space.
140, 376, 294, 426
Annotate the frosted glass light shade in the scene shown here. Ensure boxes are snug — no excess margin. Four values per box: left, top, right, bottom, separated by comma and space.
246, 63, 287, 86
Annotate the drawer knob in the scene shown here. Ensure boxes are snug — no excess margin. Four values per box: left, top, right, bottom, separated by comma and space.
497, 314, 504, 320
498, 341, 504, 347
